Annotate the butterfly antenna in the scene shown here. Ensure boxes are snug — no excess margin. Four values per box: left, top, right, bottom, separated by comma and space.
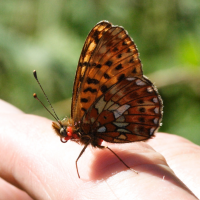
33, 70, 60, 122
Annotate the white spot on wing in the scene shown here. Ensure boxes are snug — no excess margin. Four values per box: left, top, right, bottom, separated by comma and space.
91, 117, 95, 123
153, 118, 158, 124
150, 127, 156, 135
104, 100, 114, 110
113, 122, 129, 127
97, 126, 106, 133
108, 103, 120, 111
118, 134, 127, 140
95, 96, 106, 113
116, 116, 125, 122
154, 107, 159, 114
153, 97, 158, 103
147, 87, 153, 93
117, 128, 131, 133
114, 139, 124, 143
136, 79, 146, 86
113, 104, 130, 118
126, 77, 136, 81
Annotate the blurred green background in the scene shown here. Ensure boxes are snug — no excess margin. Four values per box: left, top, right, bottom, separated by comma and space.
0, 0, 200, 144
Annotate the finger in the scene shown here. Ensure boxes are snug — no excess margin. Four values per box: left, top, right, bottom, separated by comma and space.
0, 109, 83, 199
0, 99, 23, 114
0, 178, 33, 200
148, 132, 200, 198
0, 112, 58, 199
76, 140, 197, 199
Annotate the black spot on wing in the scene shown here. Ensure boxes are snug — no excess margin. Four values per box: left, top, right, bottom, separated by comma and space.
80, 75, 84, 83
87, 77, 99, 84
139, 107, 145, 113
137, 99, 144, 104
118, 74, 125, 82
103, 73, 110, 79
129, 58, 134, 63
115, 64, 123, 70
81, 98, 88, 103
105, 60, 113, 67
117, 54, 122, 58
113, 47, 118, 52
93, 30, 101, 44
101, 85, 108, 93
127, 48, 131, 53
132, 68, 137, 73
81, 107, 87, 112
96, 64, 102, 68
83, 87, 97, 93
139, 117, 145, 123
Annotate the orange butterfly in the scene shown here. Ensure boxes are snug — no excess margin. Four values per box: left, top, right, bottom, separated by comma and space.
33, 21, 163, 178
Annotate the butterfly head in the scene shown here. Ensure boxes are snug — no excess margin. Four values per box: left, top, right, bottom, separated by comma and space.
52, 118, 80, 143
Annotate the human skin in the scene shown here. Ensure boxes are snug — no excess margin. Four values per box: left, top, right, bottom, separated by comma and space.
0, 99, 199, 200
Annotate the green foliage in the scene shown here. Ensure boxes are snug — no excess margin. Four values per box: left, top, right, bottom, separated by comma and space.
0, 0, 200, 144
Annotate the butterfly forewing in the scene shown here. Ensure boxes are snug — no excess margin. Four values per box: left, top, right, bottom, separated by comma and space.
73, 21, 145, 123
71, 21, 112, 122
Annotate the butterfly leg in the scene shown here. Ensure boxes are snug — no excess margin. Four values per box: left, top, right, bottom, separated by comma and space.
101, 146, 138, 174
76, 142, 90, 178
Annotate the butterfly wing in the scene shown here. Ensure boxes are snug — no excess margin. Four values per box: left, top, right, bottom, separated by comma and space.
82, 77, 162, 143
71, 21, 112, 122
72, 21, 163, 142
72, 21, 143, 121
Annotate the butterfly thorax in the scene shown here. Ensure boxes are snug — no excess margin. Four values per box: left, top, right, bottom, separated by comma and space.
52, 118, 103, 147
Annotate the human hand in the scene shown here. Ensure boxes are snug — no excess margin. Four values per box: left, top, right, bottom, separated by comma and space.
0, 99, 199, 199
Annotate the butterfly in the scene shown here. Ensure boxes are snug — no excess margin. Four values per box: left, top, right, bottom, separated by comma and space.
33, 20, 163, 178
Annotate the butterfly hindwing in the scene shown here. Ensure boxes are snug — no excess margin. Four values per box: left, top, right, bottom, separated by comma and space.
81, 76, 162, 142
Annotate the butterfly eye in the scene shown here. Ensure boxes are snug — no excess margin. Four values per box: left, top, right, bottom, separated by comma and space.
60, 127, 67, 137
